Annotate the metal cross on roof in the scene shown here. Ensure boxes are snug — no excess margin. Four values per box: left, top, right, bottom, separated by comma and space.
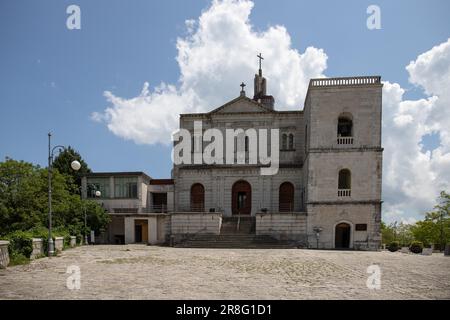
257, 53, 264, 70
240, 82, 246, 91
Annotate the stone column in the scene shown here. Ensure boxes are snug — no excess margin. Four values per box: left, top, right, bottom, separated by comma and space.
0, 241, 10, 268
124, 217, 134, 244
148, 217, 158, 245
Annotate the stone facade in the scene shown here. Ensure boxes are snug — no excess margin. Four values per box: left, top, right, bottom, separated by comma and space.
172, 73, 383, 250
84, 70, 383, 250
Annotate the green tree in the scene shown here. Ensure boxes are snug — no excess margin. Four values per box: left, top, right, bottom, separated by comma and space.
52, 146, 91, 194
0, 159, 43, 234
410, 191, 450, 249
0, 158, 109, 237
381, 221, 395, 245
396, 222, 414, 247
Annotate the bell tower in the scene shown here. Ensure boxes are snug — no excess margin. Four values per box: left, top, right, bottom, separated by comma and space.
253, 53, 274, 109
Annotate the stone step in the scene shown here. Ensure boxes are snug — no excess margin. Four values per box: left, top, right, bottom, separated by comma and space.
220, 216, 255, 235
175, 234, 300, 249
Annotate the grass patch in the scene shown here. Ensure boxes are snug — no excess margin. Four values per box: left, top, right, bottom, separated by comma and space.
9, 253, 30, 266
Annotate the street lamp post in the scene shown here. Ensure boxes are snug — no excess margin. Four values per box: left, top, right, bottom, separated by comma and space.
83, 188, 101, 245
313, 227, 323, 249
47, 132, 81, 257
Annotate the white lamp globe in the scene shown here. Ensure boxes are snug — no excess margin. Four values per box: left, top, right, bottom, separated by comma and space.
70, 160, 81, 171
95, 190, 101, 197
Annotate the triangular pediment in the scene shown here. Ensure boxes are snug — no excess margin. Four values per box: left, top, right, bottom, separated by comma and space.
209, 96, 273, 114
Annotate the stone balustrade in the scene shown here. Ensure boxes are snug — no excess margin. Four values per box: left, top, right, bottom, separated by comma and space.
338, 189, 351, 197
337, 137, 354, 145
0, 240, 10, 268
70, 236, 76, 248
54, 237, 64, 252
31, 238, 44, 259
310, 76, 381, 87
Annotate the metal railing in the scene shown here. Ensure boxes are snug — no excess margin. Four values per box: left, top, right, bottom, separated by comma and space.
112, 207, 138, 213
338, 189, 351, 197
143, 204, 168, 213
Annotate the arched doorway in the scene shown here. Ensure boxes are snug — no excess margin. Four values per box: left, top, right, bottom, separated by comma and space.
279, 182, 294, 212
335, 223, 351, 249
232, 180, 252, 215
190, 183, 205, 212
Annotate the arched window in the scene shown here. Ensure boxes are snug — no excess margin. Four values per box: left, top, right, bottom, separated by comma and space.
190, 183, 205, 212
337, 115, 353, 137
338, 169, 351, 197
288, 134, 294, 150
279, 182, 295, 212
282, 134, 287, 150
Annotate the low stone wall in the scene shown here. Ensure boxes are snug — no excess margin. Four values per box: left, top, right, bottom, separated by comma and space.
256, 213, 307, 243
31, 238, 44, 259
70, 236, 76, 248
0, 240, 10, 268
54, 237, 64, 252
171, 213, 222, 235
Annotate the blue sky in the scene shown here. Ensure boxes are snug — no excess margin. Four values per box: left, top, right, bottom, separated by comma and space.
1, 0, 450, 221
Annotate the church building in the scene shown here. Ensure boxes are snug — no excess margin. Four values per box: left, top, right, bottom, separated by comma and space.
83, 55, 383, 250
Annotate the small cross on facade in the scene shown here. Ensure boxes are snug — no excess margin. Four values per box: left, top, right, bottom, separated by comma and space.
240, 82, 246, 91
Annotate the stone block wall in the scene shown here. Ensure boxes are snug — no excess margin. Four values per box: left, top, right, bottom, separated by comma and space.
0, 241, 10, 268
256, 213, 307, 243
171, 213, 222, 235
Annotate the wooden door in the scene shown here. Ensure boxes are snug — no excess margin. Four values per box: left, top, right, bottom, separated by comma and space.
232, 180, 252, 215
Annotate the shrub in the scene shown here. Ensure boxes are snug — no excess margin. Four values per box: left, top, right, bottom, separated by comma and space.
6, 230, 33, 259
388, 241, 400, 252
64, 235, 72, 248
409, 241, 424, 254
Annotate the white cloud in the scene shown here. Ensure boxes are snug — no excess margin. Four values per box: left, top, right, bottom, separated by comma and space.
92, 0, 327, 145
382, 38, 450, 223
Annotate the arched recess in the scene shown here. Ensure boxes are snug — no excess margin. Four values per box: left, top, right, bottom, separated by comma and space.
279, 182, 295, 212
190, 183, 205, 212
231, 180, 252, 215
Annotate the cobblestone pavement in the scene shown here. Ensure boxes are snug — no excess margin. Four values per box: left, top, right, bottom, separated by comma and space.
0, 245, 449, 299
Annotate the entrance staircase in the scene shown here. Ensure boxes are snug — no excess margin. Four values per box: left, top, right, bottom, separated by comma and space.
175, 216, 298, 249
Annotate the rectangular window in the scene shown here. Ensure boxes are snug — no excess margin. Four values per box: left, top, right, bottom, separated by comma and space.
86, 177, 110, 198
114, 177, 138, 198
355, 224, 367, 231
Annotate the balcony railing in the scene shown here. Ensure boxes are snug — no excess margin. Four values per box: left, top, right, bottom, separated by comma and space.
310, 76, 381, 88
112, 208, 138, 213
338, 189, 351, 197
143, 204, 168, 213
337, 137, 354, 145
